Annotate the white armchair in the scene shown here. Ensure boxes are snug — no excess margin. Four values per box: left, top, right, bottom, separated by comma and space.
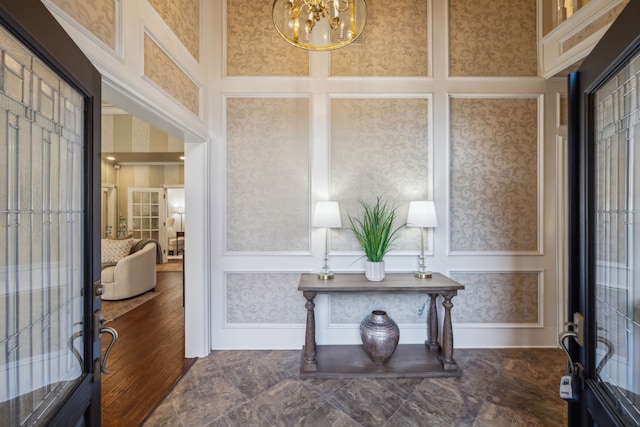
101, 239, 157, 300
166, 217, 184, 255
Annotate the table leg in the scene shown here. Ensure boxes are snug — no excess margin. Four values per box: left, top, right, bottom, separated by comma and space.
440, 290, 458, 370
302, 291, 317, 372
425, 293, 440, 351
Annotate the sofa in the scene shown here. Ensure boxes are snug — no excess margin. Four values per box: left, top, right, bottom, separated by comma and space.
101, 238, 158, 300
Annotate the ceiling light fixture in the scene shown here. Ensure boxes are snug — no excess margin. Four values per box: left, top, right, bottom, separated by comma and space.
272, 0, 367, 51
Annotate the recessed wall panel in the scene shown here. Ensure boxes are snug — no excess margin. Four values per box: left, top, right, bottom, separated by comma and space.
449, 271, 540, 324
330, 97, 430, 252
449, 0, 536, 76
449, 97, 539, 253
144, 35, 199, 115
226, 97, 310, 252
226, 0, 308, 76
226, 273, 305, 324
331, 0, 429, 77
51, 0, 115, 49
147, 0, 200, 60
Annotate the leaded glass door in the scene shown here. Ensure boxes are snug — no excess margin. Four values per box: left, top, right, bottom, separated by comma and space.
0, 0, 102, 425
568, 1, 640, 425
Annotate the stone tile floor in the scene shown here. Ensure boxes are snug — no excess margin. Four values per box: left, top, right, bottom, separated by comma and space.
144, 348, 568, 426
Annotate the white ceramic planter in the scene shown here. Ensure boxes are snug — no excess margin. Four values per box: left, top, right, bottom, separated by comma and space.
365, 261, 385, 281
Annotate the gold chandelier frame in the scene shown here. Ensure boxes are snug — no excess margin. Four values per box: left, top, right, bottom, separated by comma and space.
272, 0, 367, 51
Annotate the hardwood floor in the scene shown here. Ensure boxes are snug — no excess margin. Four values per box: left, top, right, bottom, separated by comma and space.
100, 268, 195, 427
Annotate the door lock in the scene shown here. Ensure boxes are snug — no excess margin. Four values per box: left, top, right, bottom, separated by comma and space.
559, 330, 583, 402
94, 279, 105, 298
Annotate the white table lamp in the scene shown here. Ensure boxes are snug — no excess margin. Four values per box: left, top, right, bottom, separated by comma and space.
407, 201, 438, 279
313, 201, 342, 280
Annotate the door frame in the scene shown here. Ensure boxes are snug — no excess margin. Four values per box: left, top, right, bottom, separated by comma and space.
568, 0, 640, 425
0, 0, 102, 424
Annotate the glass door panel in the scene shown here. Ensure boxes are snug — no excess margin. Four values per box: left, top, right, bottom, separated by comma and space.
593, 46, 640, 426
128, 188, 164, 242
0, 25, 86, 425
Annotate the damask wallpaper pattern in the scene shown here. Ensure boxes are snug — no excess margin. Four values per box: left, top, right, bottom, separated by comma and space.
226, 0, 308, 76
330, 97, 431, 252
449, 272, 540, 324
147, 0, 200, 61
226, 273, 305, 324
51, 0, 115, 48
450, 97, 539, 253
143, 35, 199, 115
226, 97, 310, 252
449, 0, 536, 76
331, 0, 429, 77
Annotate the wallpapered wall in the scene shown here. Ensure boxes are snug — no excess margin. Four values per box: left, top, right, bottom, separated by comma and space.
144, 35, 199, 116
449, 0, 537, 76
331, 1, 429, 77
226, 98, 310, 252
221, 0, 560, 341
226, 0, 308, 76
147, 0, 200, 61
449, 97, 539, 253
51, 0, 115, 48
48, 0, 201, 117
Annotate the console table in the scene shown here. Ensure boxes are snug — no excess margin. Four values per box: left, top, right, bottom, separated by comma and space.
298, 272, 465, 378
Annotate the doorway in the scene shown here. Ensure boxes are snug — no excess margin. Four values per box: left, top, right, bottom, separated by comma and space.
99, 108, 189, 424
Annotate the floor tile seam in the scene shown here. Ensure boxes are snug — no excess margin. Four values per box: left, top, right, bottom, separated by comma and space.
257, 378, 333, 425
216, 375, 327, 424
313, 394, 367, 427
168, 397, 196, 427
203, 391, 270, 426
380, 397, 410, 427
493, 370, 561, 399
304, 377, 358, 399
216, 367, 266, 403
374, 378, 423, 402
381, 399, 452, 427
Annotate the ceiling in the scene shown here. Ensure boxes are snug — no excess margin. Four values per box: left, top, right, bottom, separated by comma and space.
101, 152, 184, 164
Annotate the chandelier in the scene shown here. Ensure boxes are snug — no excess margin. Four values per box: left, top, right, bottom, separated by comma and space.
272, 0, 367, 51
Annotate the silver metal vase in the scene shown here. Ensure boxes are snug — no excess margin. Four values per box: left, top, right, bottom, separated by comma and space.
359, 310, 400, 363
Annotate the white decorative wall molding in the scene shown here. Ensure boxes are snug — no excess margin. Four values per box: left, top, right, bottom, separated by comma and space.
141, 29, 202, 116
224, 272, 306, 324
448, 269, 544, 328
540, 0, 629, 78
224, 95, 312, 254
555, 134, 569, 336
210, 1, 564, 351
43, 0, 122, 59
447, 94, 545, 256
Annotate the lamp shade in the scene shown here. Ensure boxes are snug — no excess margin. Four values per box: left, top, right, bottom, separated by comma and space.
406, 201, 438, 228
312, 201, 342, 228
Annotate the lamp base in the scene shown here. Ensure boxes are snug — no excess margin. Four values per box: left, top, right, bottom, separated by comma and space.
414, 270, 432, 279
317, 272, 335, 280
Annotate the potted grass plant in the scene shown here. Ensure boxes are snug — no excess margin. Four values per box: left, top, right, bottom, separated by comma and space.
348, 197, 404, 281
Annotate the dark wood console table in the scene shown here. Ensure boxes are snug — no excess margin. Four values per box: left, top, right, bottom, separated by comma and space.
298, 273, 465, 378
